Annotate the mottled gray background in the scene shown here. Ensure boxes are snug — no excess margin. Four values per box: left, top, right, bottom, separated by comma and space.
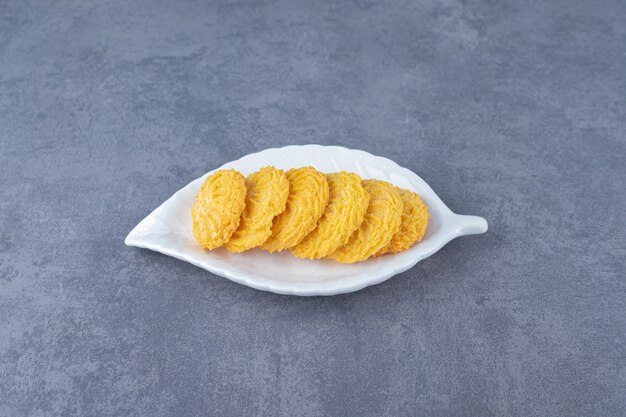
1, 0, 625, 415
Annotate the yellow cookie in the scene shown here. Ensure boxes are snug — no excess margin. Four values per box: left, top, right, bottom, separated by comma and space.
378, 187, 429, 255
291, 172, 369, 259
225, 166, 289, 253
329, 180, 403, 264
191, 170, 247, 250
262, 167, 330, 253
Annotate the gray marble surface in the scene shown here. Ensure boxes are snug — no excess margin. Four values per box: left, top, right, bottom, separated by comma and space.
1, 0, 625, 415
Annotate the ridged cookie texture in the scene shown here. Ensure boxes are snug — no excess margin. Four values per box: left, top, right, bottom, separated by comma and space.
262, 167, 330, 253
290, 172, 369, 260
191, 170, 247, 250
329, 180, 403, 264
378, 187, 429, 255
226, 166, 289, 253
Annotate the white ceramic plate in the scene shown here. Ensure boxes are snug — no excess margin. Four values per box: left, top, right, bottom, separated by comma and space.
125, 145, 487, 296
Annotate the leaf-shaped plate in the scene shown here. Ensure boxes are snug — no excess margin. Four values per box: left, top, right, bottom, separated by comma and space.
125, 145, 487, 296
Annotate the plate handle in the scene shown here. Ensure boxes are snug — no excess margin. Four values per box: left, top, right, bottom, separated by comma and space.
452, 214, 488, 236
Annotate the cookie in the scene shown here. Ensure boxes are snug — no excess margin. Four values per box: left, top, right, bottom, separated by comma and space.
262, 167, 330, 253
225, 166, 289, 253
377, 187, 428, 255
291, 172, 369, 259
191, 169, 247, 250
329, 179, 403, 264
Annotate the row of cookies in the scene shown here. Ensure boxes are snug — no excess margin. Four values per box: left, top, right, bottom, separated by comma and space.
191, 166, 428, 263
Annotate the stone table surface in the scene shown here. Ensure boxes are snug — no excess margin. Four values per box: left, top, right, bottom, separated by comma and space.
1, 0, 625, 415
